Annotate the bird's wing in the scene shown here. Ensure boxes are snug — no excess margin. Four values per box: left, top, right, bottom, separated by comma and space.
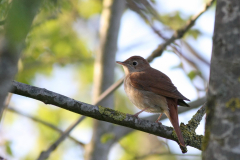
129, 68, 190, 101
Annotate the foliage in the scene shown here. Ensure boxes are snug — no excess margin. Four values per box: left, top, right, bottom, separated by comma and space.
0, 0, 9, 20
17, 0, 96, 84
0, 0, 211, 159
1, 0, 100, 159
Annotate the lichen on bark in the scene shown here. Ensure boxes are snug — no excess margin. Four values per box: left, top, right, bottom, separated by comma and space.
98, 105, 126, 121
226, 98, 240, 111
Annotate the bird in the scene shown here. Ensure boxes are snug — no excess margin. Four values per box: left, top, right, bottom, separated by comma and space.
116, 56, 190, 147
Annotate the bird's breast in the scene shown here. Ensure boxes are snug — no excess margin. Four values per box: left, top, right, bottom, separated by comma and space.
124, 75, 168, 113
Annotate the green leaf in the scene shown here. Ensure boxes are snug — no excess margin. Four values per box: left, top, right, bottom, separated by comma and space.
160, 11, 188, 30
171, 63, 183, 70
5, 141, 13, 156
78, 0, 102, 18
188, 70, 197, 80
184, 29, 202, 39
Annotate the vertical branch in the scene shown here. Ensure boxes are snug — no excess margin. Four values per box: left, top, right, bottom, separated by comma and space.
0, 0, 41, 121
0, 93, 12, 122
85, 0, 125, 160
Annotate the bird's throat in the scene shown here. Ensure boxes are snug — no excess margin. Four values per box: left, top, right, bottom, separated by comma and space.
123, 66, 130, 75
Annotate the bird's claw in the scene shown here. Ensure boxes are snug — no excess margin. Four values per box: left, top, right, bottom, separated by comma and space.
133, 114, 140, 119
156, 121, 162, 125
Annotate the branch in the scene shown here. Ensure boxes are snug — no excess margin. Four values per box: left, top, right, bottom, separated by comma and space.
37, 116, 85, 160
0, 0, 42, 120
134, 152, 200, 160
112, 96, 206, 143
146, 0, 215, 62
0, 93, 12, 121
187, 103, 206, 131
94, 78, 124, 104
182, 40, 210, 66
177, 104, 206, 150
7, 107, 84, 146
10, 81, 203, 152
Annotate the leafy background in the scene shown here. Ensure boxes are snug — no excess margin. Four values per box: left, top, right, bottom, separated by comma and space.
0, 0, 215, 159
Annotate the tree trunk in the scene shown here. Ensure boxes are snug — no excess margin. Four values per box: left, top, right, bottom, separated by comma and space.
0, 0, 41, 121
85, 0, 125, 159
203, 0, 240, 159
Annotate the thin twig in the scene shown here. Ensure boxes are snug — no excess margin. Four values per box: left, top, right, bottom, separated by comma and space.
172, 46, 207, 94
7, 107, 84, 146
0, 93, 12, 123
94, 77, 124, 104
134, 152, 200, 160
187, 103, 206, 131
37, 116, 86, 160
182, 40, 210, 66
146, 0, 215, 62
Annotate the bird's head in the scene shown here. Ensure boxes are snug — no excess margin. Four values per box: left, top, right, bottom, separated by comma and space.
116, 56, 150, 75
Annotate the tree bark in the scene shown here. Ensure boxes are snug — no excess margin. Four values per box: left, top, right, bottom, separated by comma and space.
0, 0, 41, 121
85, 0, 125, 159
10, 81, 203, 151
203, 0, 240, 159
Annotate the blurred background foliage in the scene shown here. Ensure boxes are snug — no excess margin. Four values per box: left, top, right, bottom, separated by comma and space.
0, 0, 213, 159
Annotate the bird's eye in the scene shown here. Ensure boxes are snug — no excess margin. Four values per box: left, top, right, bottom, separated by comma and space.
132, 61, 138, 66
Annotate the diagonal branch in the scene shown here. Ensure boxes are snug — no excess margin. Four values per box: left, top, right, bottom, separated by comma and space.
37, 116, 86, 160
186, 103, 206, 131
7, 107, 85, 146
134, 152, 200, 160
10, 81, 203, 152
182, 40, 210, 66
176, 104, 206, 151
146, 0, 215, 62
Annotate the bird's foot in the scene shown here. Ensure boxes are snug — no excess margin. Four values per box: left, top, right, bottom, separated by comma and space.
155, 121, 162, 125
132, 113, 140, 119
126, 113, 140, 119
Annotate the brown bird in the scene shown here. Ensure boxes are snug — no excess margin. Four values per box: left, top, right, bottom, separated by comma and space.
116, 56, 190, 147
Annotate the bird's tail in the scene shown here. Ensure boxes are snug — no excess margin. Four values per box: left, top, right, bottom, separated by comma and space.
165, 98, 185, 147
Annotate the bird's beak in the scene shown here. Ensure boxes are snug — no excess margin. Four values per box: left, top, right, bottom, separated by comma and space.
116, 61, 126, 66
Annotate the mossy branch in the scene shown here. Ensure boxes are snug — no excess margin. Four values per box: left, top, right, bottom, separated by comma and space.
10, 81, 204, 153
175, 104, 206, 151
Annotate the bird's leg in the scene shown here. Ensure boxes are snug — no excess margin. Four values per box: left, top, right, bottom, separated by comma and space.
133, 107, 150, 118
155, 113, 163, 125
